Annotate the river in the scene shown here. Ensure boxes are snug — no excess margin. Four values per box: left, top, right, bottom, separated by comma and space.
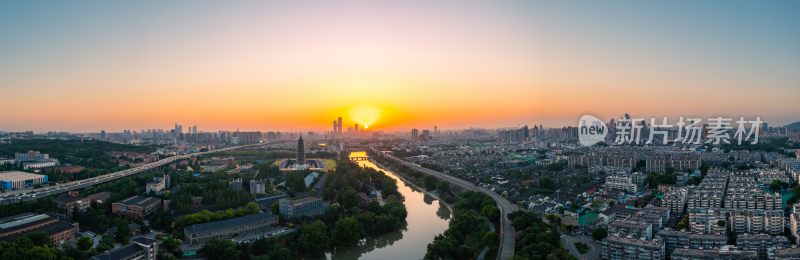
327, 151, 452, 260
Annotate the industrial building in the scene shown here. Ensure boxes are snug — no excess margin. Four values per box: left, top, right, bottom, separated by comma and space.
279, 194, 328, 218
184, 212, 278, 248
112, 196, 162, 219
0, 213, 78, 245
92, 237, 160, 260
0, 171, 48, 190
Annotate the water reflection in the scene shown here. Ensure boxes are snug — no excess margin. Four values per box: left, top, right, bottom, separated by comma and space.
329, 152, 451, 260
423, 194, 435, 205
436, 202, 451, 220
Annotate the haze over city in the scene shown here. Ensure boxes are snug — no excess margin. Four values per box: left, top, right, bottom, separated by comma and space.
1, 1, 799, 132
4, 2, 800, 260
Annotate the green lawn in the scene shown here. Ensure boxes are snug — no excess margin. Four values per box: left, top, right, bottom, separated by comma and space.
575, 242, 591, 254
579, 212, 598, 226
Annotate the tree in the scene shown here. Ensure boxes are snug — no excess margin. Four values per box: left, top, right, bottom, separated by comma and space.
645, 172, 677, 188
545, 214, 561, 225
539, 177, 555, 190
332, 216, 364, 247
201, 239, 240, 260
728, 231, 737, 245
436, 181, 451, 194
506, 211, 573, 259
115, 219, 130, 244
676, 214, 690, 231
700, 163, 711, 174
482, 231, 498, 247
770, 180, 789, 192
27, 231, 51, 246
159, 236, 183, 257
296, 220, 329, 255
97, 234, 115, 253
77, 236, 93, 251
426, 234, 467, 260
547, 161, 567, 171
592, 228, 608, 241
687, 176, 703, 185
424, 176, 438, 190
286, 171, 307, 192
340, 188, 360, 210
481, 205, 500, 221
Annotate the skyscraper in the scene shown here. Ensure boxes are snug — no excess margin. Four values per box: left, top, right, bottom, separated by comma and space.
354, 124, 359, 133
297, 136, 305, 163
422, 130, 431, 141
332, 120, 338, 135
337, 117, 343, 134
411, 129, 419, 141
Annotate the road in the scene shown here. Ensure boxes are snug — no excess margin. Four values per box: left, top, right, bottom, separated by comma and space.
371, 147, 519, 260
0, 143, 263, 205
561, 234, 601, 260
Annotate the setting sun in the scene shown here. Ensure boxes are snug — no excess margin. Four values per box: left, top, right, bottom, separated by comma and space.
349, 106, 382, 129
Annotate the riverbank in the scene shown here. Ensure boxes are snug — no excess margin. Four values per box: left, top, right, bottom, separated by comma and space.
369, 159, 454, 213
370, 158, 498, 260
369, 149, 518, 259
327, 155, 451, 259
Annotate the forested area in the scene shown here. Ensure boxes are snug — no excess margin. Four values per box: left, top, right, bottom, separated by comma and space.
0, 139, 156, 170
509, 211, 575, 260
424, 191, 498, 259
197, 158, 408, 259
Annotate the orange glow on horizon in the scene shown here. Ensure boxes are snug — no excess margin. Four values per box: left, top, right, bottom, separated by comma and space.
0, 2, 798, 132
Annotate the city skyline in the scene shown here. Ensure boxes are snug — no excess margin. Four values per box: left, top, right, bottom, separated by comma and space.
3, 2, 800, 260
1, 1, 799, 132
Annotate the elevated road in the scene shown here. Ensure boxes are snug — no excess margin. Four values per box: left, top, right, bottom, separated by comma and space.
0, 143, 263, 205
371, 147, 518, 260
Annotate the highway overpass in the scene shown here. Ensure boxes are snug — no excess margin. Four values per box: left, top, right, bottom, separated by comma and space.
0, 143, 263, 205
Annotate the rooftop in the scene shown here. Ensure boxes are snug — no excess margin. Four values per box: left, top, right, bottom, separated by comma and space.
53, 194, 87, 204
605, 235, 662, 248
87, 191, 111, 201
185, 212, 276, 234
672, 247, 757, 258
0, 171, 46, 181
116, 195, 160, 207
282, 194, 322, 206
610, 220, 650, 229
92, 243, 144, 260
3, 221, 76, 241
602, 207, 640, 216
774, 247, 800, 257
658, 229, 727, 240
132, 236, 158, 246
0, 213, 55, 232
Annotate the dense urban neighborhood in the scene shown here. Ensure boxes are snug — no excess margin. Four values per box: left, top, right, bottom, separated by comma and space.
0, 120, 799, 259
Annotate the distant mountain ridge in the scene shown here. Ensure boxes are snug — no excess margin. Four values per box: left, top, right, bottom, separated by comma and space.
786, 122, 800, 130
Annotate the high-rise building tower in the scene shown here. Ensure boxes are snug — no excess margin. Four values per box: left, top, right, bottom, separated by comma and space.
411, 129, 419, 141
337, 117, 343, 134
174, 123, 182, 135
354, 124, 359, 133
422, 130, 431, 141
297, 136, 305, 163
332, 120, 338, 135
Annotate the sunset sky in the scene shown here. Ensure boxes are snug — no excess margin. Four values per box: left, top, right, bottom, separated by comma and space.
1, 1, 798, 132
